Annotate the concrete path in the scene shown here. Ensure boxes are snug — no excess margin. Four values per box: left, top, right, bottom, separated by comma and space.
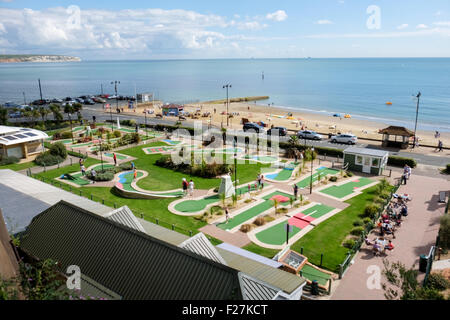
199, 224, 251, 247
331, 173, 449, 300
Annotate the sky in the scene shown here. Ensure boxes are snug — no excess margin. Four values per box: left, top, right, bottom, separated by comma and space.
0, 0, 449, 59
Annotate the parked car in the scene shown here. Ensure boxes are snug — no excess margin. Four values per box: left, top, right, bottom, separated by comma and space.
64, 97, 72, 101
243, 122, 265, 133
84, 99, 95, 105
330, 133, 358, 144
4, 102, 20, 108
297, 130, 323, 140
93, 97, 106, 103
267, 126, 287, 136
8, 111, 23, 118
75, 98, 84, 103
51, 98, 63, 103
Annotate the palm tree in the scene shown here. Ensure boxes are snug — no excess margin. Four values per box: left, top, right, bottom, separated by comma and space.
72, 103, 83, 125
38, 107, 49, 124
64, 104, 75, 143
49, 104, 63, 122
273, 198, 280, 214
31, 109, 40, 126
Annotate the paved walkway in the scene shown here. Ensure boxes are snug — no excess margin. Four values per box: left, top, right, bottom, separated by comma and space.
331, 173, 449, 300
199, 224, 251, 247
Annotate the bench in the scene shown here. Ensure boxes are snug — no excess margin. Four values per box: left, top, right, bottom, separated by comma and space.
439, 191, 448, 203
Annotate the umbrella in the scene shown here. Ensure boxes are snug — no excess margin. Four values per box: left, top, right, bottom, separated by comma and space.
270, 195, 290, 203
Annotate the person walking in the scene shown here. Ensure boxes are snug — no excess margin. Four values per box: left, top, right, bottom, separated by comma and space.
225, 207, 230, 224
189, 179, 195, 197
131, 161, 135, 170
294, 184, 299, 200
91, 169, 96, 183
81, 165, 86, 176
133, 168, 137, 181
260, 175, 265, 190
113, 153, 117, 166
182, 178, 188, 196
401, 172, 407, 185
437, 140, 443, 152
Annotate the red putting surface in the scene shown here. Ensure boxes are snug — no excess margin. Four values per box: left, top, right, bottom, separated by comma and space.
288, 217, 310, 229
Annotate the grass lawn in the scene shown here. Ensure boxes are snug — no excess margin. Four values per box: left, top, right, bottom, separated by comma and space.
35, 157, 102, 180
0, 160, 37, 172
242, 243, 280, 259
290, 185, 380, 272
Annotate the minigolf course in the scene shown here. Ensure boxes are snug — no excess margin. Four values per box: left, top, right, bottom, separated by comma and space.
217, 191, 292, 231
295, 167, 339, 188
59, 164, 115, 186
319, 177, 375, 199
254, 204, 335, 246
114, 171, 184, 199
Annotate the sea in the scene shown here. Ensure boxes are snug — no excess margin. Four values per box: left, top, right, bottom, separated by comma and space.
0, 58, 449, 132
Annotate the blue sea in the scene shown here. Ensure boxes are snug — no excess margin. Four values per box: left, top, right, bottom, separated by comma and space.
1, 58, 449, 132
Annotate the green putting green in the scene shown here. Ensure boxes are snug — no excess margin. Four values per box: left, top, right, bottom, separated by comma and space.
302, 204, 335, 219
296, 167, 339, 188
255, 221, 302, 246
243, 155, 278, 163
104, 153, 128, 160
217, 191, 292, 230
118, 171, 145, 191
274, 168, 295, 181
319, 177, 375, 199
300, 264, 331, 286
64, 172, 91, 186
174, 195, 220, 213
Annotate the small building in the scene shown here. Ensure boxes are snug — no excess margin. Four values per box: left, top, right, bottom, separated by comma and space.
0, 126, 48, 162
378, 126, 414, 149
136, 93, 153, 103
162, 103, 184, 116
343, 146, 389, 175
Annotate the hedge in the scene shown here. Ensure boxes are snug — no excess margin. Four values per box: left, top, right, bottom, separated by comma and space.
387, 156, 417, 168
0, 155, 20, 165
67, 150, 87, 159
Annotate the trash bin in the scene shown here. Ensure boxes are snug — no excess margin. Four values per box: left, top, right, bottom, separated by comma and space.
311, 280, 319, 296
419, 254, 428, 272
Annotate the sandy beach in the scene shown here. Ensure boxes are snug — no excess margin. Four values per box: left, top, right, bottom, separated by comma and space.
118, 100, 450, 154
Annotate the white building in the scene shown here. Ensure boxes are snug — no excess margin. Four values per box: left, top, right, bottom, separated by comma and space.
0, 126, 48, 161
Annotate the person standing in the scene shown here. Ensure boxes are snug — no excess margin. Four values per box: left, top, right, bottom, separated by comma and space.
225, 207, 230, 224
91, 169, 96, 183
113, 153, 117, 166
294, 184, 299, 200
189, 179, 195, 197
256, 174, 261, 188
81, 165, 86, 176
182, 178, 188, 196
131, 161, 135, 170
133, 168, 137, 181
401, 172, 407, 185
406, 165, 412, 180
438, 140, 443, 152
260, 175, 265, 190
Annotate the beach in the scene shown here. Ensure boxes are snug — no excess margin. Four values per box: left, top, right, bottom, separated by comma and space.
124, 100, 450, 154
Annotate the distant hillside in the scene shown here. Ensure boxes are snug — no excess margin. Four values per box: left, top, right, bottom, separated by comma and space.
0, 55, 81, 63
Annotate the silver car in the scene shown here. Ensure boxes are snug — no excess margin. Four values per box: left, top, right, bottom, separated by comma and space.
330, 134, 358, 144
297, 130, 323, 140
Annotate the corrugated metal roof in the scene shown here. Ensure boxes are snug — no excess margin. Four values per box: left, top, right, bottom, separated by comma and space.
217, 247, 306, 295
104, 206, 145, 233
344, 146, 389, 158
80, 274, 122, 300
217, 243, 283, 269
19, 201, 243, 300
238, 273, 281, 300
179, 233, 227, 265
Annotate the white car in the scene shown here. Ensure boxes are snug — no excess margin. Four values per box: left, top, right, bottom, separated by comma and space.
330, 134, 358, 144
297, 130, 323, 140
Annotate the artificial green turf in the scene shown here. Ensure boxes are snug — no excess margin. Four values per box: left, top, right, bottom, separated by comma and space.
300, 264, 331, 286
243, 155, 278, 163
301, 204, 335, 218
104, 153, 128, 160
118, 171, 145, 191
296, 167, 339, 188
241, 243, 280, 259
35, 158, 102, 181
274, 168, 294, 181
217, 191, 291, 230
0, 160, 37, 172
255, 221, 302, 246
319, 177, 375, 199
175, 195, 220, 212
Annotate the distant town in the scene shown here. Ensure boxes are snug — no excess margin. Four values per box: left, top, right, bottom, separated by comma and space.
0, 55, 81, 63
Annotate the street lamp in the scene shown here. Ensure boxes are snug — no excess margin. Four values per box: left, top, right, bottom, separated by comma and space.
223, 84, 232, 127
233, 138, 238, 195
309, 147, 315, 194
412, 91, 421, 149
143, 109, 148, 139
111, 81, 120, 130
99, 136, 104, 171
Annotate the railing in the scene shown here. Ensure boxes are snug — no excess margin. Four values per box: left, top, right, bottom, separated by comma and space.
423, 245, 437, 287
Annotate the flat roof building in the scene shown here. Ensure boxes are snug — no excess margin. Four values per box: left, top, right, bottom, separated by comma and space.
0, 126, 48, 162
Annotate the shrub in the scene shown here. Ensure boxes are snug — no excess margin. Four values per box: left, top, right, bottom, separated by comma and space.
343, 239, 356, 249
426, 273, 450, 291
49, 142, 67, 160
61, 131, 73, 139
264, 216, 275, 223
350, 226, 364, 236
119, 162, 133, 171
363, 217, 372, 225
0, 155, 20, 165
353, 219, 364, 227
439, 214, 450, 250
443, 164, 450, 174
67, 150, 87, 159
87, 170, 115, 181
362, 204, 380, 219
240, 224, 252, 233
346, 171, 354, 177
253, 217, 266, 226
113, 130, 122, 138
329, 176, 338, 182
35, 152, 63, 166
387, 156, 417, 168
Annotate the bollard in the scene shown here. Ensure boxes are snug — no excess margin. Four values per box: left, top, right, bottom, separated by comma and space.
156, 219, 159, 225
114, 203, 117, 209
70, 158, 73, 166
301, 247, 303, 255
69, 186, 72, 192
172, 224, 175, 231
79, 191, 82, 196
90, 195, 93, 200
102, 199, 105, 204
320, 253, 323, 267
189, 230, 192, 237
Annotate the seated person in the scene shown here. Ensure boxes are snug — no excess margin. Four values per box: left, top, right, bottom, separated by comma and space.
385, 240, 395, 251
364, 236, 373, 246
401, 206, 408, 216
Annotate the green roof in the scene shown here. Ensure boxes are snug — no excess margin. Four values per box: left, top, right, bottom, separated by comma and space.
20, 201, 243, 300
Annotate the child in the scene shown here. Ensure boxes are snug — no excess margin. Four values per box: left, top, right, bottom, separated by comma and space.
133, 169, 137, 181
225, 207, 229, 224
189, 179, 195, 197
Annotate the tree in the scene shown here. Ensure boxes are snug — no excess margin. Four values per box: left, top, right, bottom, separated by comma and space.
0, 107, 8, 125
38, 106, 49, 124
273, 198, 280, 214
49, 104, 63, 122
63, 104, 75, 143
31, 109, 40, 126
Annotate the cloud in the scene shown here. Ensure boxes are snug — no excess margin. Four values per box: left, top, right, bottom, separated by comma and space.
416, 24, 429, 29
306, 28, 450, 39
237, 21, 267, 30
316, 20, 333, 25
434, 21, 450, 27
266, 10, 287, 22
397, 24, 408, 30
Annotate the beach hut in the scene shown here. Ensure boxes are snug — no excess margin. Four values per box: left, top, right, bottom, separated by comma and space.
343, 146, 389, 175
162, 103, 184, 116
378, 126, 414, 149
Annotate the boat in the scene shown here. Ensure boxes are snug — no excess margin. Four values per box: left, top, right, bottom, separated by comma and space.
344, 114, 351, 118
386, 101, 392, 105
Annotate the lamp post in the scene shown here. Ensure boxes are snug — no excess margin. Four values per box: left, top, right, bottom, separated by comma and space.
223, 84, 232, 127
99, 137, 104, 171
144, 109, 148, 139
412, 91, 421, 149
233, 138, 238, 195
309, 147, 314, 194
111, 81, 120, 130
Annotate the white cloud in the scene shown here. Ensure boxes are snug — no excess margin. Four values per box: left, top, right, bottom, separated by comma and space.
306, 28, 450, 39
416, 24, 429, 29
316, 20, 333, 25
266, 10, 287, 22
434, 21, 450, 27
237, 21, 267, 30
397, 24, 408, 30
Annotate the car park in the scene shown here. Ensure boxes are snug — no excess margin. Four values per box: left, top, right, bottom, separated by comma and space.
297, 130, 323, 140
330, 133, 358, 144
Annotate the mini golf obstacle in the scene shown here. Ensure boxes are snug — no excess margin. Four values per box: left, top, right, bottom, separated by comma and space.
58, 164, 116, 187
114, 171, 183, 199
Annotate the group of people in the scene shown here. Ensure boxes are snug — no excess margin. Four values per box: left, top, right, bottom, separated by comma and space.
365, 237, 395, 256
400, 164, 412, 185
256, 174, 265, 190
79, 158, 96, 183
181, 178, 195, 197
